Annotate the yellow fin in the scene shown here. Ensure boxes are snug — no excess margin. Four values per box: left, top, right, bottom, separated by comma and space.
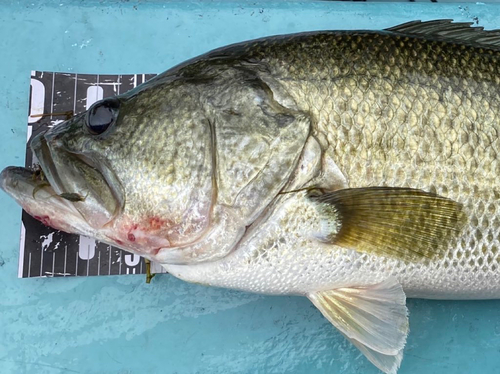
308, 278, 408, 374
309, 187, 465, 262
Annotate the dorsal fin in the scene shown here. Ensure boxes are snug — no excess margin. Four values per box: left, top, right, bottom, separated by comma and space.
385, 19, 500, 50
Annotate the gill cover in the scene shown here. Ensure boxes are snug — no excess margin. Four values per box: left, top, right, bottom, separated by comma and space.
155, 67, 311, 264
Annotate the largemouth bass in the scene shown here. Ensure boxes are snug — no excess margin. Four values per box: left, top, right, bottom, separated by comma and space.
2, 20, 500, 373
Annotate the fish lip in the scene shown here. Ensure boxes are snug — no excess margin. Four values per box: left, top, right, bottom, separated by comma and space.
0, 165, 97, 237
30, 129, 123, 229
30, 130, 63, 194
0, 166, 39, 193
0, 166, 51, 204
0, 165, 72, 213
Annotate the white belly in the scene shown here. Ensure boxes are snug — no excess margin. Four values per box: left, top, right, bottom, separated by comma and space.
163, 193, 500, 300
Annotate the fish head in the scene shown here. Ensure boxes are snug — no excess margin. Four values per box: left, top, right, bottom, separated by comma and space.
1, 67, 311, 265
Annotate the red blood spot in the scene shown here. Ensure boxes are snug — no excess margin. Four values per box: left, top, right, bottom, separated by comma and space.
116, 239, 124, 245
147, 217, 175, 231
34, 215, 51, 226
149, 217, 162, 230
127, 233, 136, 242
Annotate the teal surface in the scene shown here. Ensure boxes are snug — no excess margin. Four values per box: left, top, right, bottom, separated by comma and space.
1, 1, 500, 373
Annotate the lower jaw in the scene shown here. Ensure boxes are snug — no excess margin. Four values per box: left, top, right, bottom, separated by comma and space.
0, 166, 96, 237
0, 166, 52, 199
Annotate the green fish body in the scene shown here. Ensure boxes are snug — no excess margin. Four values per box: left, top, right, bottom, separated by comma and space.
2, 20, 500, 373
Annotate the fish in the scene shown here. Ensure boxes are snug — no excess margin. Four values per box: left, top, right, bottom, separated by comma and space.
1, 19, 500, 373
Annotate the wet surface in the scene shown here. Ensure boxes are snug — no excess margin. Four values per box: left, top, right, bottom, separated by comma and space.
1, 1, 500, 373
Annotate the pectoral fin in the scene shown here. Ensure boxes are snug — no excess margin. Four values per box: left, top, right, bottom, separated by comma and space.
309, 187, 465, 262
308, 278, 408, 374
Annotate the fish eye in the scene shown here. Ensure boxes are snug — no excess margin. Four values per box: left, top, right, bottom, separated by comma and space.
85, 97, 120, 135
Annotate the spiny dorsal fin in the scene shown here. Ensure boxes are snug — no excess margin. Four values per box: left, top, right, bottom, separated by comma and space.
385, 19, 500, 50
309, 187, 466, 262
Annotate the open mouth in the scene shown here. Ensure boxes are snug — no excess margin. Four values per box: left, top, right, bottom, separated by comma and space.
30, 130, 66, 197
0, 165, 98, 237
1, 129, 122, 234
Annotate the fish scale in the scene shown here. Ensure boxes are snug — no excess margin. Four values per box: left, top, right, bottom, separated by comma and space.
184, 31, 500, 299
163, 25, 500, 372
3, 21, 500, 374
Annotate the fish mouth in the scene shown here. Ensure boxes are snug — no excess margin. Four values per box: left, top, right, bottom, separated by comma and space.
0, 130, 122, 234
0, 166, 97, 236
